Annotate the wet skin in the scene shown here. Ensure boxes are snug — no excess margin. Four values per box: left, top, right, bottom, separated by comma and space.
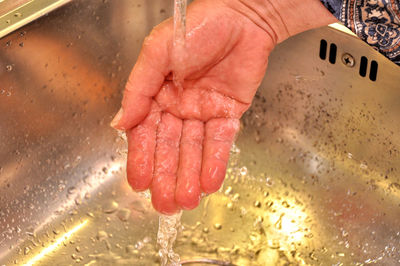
111, 0, 336, 214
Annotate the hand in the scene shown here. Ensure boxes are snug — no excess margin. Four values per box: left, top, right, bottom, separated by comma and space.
111, 0, 336, 214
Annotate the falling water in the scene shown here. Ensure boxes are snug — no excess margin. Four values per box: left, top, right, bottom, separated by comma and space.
155, 1, 187, 265
172, 0, 187, 91
157, 211, 183, 266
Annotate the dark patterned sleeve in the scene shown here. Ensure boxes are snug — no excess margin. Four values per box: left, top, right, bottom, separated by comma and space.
320, 0, 400, 65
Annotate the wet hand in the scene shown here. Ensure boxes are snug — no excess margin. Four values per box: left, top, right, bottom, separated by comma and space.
110, 0, 335, 214
111, 0, 273, 214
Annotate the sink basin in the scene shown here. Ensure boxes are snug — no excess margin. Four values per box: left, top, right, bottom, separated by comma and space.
1, 0, 400, 265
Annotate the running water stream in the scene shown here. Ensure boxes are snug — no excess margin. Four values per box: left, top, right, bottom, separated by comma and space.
172, 0, 187, 91
156, 1, 187, 265
157, 212, 183, 266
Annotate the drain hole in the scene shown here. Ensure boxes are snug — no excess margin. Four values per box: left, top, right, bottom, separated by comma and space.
359, 56, 368, 77
329, 43, 337, 64
319, 39, 327, 60
369, 60, 378, 81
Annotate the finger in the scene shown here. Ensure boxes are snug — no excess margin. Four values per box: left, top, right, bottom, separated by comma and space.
111, 21, 172, 130
175, 120, 204, 210
155, 81, 249, 121
126, 102, 161, 191
200, 118, 240, 194
151, 112, 182, 214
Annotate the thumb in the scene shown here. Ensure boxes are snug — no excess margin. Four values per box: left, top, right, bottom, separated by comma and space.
111, 21, 171, 130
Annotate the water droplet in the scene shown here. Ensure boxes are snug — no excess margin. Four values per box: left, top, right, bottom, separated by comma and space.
96, 231, 108, 241
390, 183, 400, 190
305, 233, 314, 238
103, 201, 119, 214
138, 190, 151, 199
6, 65, 13, 72
105, 240, 112, 250
265, 177, 273, 186
232, 193, 240, 201
75, 197, 82, 206
117, 130, 127, 141
24, 247, 30, 255
126, 244, 135, 253
309, 251, 318, 260
274, 214, 284, 230
117, 208, 131, 221
224, 186, 233, 195
134, 240, 144, 250
213, 223, 222, 230
254, 201, 261, 208
267, 239, 280, 249
67, 187, 76, 194
239, 167, 247, 176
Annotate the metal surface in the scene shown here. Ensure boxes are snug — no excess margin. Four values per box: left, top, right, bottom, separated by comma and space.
0, 0, 71, 39
341, 53, 355, 68
1, 0, 400, 265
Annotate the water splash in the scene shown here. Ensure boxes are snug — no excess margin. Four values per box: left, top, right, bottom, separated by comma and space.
172, 0, 187, 91
157, 211, 183, 266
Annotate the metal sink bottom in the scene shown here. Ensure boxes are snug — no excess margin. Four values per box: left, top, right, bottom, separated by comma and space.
1, 0, 400, 265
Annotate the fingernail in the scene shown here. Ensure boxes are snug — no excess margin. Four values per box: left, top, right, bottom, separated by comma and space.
110, 108, 123, 129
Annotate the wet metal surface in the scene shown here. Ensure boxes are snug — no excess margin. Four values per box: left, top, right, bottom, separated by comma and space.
0, 0, 71, 38
1, 0, 400, 265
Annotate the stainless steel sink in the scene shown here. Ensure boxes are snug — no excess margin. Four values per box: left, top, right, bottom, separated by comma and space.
1, 0, 400, 265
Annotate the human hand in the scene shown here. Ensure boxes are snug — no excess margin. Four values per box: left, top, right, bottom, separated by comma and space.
111, 0, 335, 214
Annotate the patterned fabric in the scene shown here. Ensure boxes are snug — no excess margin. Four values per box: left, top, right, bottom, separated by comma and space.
320, 0, 400, 65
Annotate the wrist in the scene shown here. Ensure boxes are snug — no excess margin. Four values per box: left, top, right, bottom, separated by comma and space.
224, 0, 337, 44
